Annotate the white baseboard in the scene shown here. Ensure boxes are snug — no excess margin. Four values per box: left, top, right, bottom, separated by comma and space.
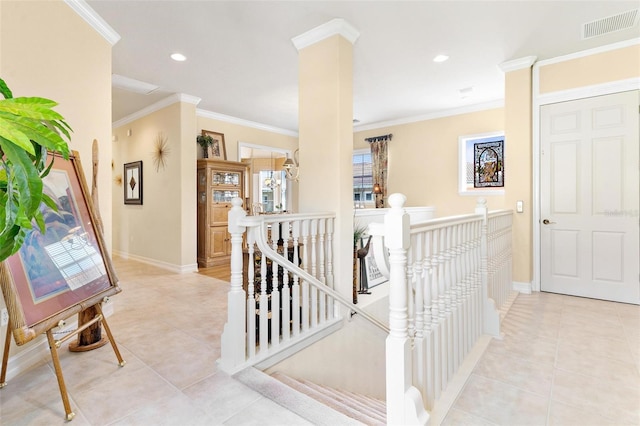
513, 281, 532, 294
113, 250, 198, 273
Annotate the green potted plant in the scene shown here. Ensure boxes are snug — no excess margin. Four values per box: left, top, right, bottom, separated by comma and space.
196, 134, 213, 158
0, 77, 71, 261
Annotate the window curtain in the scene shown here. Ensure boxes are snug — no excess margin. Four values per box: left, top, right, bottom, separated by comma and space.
370, 139, 388, 208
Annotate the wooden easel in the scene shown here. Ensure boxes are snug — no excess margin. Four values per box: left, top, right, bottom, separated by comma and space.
0, 302, 125, 421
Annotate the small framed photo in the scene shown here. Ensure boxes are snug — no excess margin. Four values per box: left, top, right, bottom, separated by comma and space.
124, 161, 143, 205
202, 130, 227, 160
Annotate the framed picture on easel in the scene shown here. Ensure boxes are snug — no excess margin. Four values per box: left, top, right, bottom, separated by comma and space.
0, 151, 120, 344
0, 151, 124, 420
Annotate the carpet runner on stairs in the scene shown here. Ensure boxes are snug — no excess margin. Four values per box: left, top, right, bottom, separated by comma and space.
233, 367, 386, 425
271, 372, 386, 426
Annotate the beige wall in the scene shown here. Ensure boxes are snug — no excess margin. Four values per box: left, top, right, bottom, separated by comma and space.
504, 67, 533, 283
354, 108, 506, 217
0, 1, 113, 360
112, 102, 197, 270
539, 44, 640, 94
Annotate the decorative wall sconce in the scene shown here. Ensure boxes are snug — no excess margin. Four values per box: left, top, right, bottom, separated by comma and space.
283, 149, 300, 182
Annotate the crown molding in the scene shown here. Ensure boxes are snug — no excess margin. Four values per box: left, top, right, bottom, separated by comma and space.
197, 110, 299, 137
536, 37, 639, 67
292, 18, 360, 51
113, 94, 201, 128
112, 74, 159, 95
353, 100, 505, 132
64, 0, 120, 45
499, 56, 537, 73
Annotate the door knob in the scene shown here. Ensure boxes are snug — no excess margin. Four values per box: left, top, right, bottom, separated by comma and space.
542, 219, 556, 225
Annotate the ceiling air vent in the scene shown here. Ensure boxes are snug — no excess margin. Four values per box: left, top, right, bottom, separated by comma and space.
582, 9, 639, 39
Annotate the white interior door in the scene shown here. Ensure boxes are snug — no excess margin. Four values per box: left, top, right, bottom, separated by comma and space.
540, 90, 639, 304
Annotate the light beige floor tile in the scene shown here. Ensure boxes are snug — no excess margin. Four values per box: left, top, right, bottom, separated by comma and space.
555, 340, 639, 389
452, 374, 549, 425
547, 400, 617, 426
108, 392, 221, 426
556, 329, 635, 365
222, 396, 314, 425
182, 371, 263, 422
484, 332, 557, 366
72, 365, 181, 425
551, 368, 640, 424
146, 344, 220, 390
0, 361, 88, 424
441, 408, 497, 426
472, 349, 554, 397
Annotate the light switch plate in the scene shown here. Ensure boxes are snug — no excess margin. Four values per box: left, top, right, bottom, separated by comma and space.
516, 200, 524, 213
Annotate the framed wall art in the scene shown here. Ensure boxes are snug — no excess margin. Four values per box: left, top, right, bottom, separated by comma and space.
0, 151, 120, 345
202, 130, 227, 160
474, 139, 504, 188
458, 131, 505, 195
124, 160, 143, 204
364, 243, 387, 289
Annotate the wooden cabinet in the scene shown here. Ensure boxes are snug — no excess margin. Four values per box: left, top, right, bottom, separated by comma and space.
197, 159, 247, 268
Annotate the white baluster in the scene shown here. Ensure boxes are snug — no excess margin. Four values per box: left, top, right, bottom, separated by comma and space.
247, 230, 257, 358
220, 198, 247, 372
292, 220, 301, 336
384, 193, 428, 425
301, 219, 310, 331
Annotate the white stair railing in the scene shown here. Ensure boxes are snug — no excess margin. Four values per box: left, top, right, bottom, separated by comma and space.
371, 194, 514, 421
220, 195, 514, 425
220, 198, 388, 374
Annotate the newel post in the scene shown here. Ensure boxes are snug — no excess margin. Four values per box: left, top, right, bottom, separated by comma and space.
475, 198, 500, 337
385, 193, 429, 425
220, 197, 247, 372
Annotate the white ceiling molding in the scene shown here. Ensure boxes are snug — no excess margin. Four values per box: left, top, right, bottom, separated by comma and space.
197, 110, 299, 138
499, 56, 538, 73
291, 18, 360, 50
536, 37, 640, 67
112, 74, 159, 95
64, 0, 120, 45
354, 100, 505, 132
113, 94, 201, 128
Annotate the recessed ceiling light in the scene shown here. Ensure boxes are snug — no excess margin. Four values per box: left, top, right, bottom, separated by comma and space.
171, 53, 187, 62
433, 54, 449, 63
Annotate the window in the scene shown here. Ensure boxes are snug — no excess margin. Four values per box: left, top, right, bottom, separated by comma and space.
260, 170, 287, 212
458, 131, 505, 196
353, 149, 374, 208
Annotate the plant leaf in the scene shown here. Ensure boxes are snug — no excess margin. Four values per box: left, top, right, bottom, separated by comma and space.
2, 141, 43, 217
0, 78, 13, 100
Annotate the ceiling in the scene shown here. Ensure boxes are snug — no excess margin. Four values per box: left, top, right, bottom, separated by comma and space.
86, 1, 640, 133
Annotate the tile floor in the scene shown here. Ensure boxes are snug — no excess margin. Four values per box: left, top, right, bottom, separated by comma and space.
443, 291, 640, 426
0, 256, 638, 425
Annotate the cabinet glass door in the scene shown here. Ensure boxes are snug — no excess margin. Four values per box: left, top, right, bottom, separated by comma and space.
212, 171, 240, 186
213, 189, 240, 202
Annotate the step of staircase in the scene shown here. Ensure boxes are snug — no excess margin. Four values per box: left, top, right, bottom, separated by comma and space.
233, 367, 362, 426
271, 372, 386, 426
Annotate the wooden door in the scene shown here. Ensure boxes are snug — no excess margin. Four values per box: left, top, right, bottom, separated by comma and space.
540, 90, 639, 304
